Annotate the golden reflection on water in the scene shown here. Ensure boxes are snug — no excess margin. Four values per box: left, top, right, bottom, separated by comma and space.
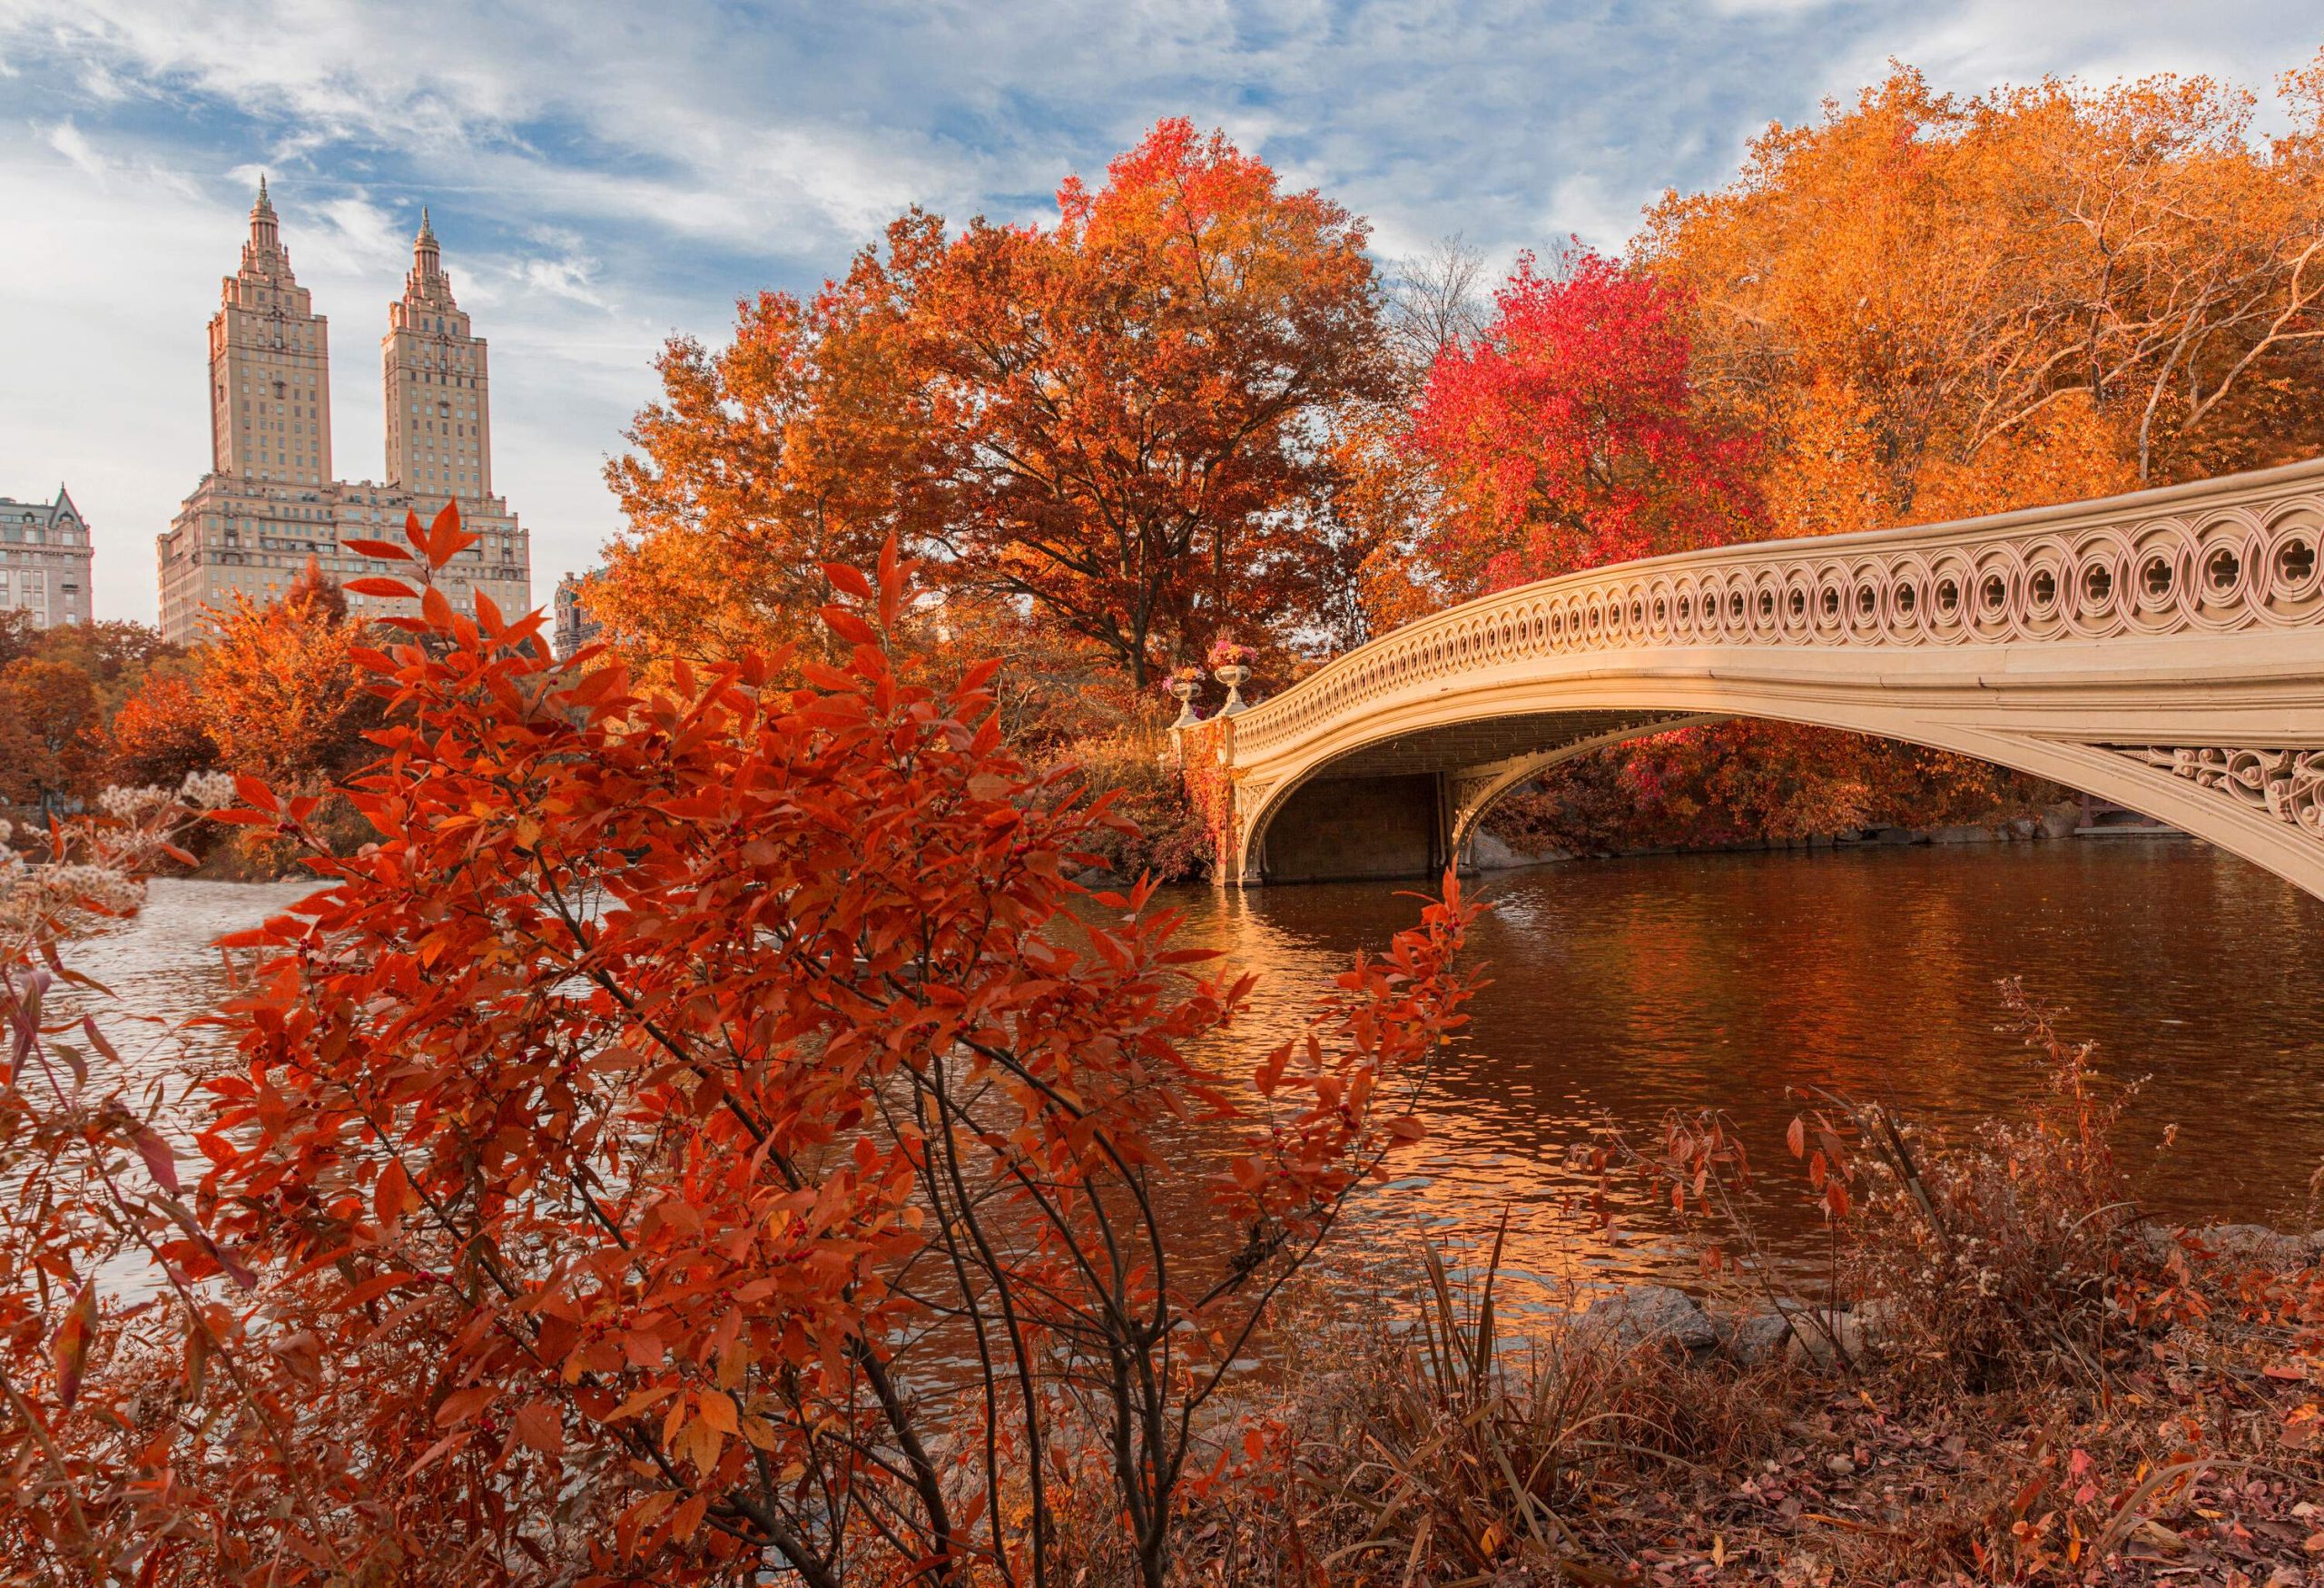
1165, 840, 2324, 1307
64, 846, 2324, 1315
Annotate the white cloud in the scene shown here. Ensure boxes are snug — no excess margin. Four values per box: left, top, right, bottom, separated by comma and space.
512, 252, 610, 309
44, 116, 102, 174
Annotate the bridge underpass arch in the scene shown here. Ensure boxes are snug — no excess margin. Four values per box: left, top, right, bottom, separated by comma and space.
1241, 694, 2323, 893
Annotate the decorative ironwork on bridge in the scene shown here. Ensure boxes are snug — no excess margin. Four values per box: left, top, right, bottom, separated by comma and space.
1187, 459, 2324, 899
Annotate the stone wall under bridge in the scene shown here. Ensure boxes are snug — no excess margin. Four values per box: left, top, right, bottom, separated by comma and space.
1177, 459, 2324, 899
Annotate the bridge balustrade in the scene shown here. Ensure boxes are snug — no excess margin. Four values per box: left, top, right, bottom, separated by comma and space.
1198, 460, 2324, 896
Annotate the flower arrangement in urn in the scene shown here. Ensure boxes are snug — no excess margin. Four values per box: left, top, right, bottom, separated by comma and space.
1206, 636, 1257, 715
1162, 662, 1207, 727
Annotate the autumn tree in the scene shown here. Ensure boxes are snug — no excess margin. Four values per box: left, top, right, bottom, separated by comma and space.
193, 558, 381, 792
905, 119, 1391, 679
597, 255, 933, 668
25, 621, 186, 715
0, 658, 101, 815
1404, 248, 1760, 596
0, 610, 36, 668
1641, 59, 2324, 538
104, 675, 219, 791
0, 618, 189, 814
602, 121, 1391, 688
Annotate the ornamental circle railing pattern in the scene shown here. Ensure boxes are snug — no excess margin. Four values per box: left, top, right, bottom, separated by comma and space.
1234, 483, 2324, 760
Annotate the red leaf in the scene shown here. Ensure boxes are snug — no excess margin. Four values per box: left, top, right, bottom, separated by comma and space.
375, 1159, 418, 1224
513, 1399, 565, 1456
53, 1282, 96, 1410
427, 499, 469, 568
1254, 1041, 1291, 1097
822, 606, 880, 646
822, 562, 874, 600
342, 538, 414, 560
346, 577, 419, 599
435, 1385, 497, 1427
403, 1427, 474, 1478
877, 535, 903, 627
133, 1128, 180, 1195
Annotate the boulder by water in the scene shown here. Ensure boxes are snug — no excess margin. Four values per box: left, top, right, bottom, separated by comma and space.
1575, 1285, 1718, 1357
1781, 1299, 1898, 1369
1720, 1310, 1797, 1368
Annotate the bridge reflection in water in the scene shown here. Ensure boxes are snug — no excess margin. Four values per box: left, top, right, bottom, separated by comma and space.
1199, 460, 2324, 897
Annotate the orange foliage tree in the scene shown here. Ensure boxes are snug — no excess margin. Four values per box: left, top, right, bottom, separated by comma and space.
0, 618, 188, 815
0, 658, 101, 817
104, 674, 219, 791
1642, 60, 2324, 537
905, 118, 1390, 682
88, 558, 389, 863
598, 264, 931, 669
189, 558, 383, 794
602, 120, 1390, 689
2, 505, 1477, 1583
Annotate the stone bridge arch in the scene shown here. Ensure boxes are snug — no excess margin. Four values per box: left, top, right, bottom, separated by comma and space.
1203, 460, 2324, 898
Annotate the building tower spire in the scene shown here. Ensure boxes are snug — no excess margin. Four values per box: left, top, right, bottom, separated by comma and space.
249, 174, 280, 255
412, 204, 440, 285
387, 203, 489, 502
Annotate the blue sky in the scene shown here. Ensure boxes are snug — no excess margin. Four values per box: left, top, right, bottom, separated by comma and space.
2, 1, 2317, 625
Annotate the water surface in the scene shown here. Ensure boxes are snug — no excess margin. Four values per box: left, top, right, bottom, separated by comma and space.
1165, 839, 2324, 1299
73, 843, 2324, 1309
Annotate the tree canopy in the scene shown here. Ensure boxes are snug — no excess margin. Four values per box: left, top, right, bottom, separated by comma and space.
601, 118, 1391, 684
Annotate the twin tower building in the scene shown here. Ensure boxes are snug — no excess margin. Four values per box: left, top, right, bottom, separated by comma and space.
156, 181, 531, 643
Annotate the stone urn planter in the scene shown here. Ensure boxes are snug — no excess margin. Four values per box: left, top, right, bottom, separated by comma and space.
1167, 676, 1203, 729
1206, 636, 1258, 716
1211, 663, 1252, 715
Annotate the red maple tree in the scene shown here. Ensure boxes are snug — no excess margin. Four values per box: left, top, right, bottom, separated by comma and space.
1406, 248, 1760, 594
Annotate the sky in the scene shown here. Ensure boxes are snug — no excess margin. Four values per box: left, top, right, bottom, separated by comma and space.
1, 2, 2317, 626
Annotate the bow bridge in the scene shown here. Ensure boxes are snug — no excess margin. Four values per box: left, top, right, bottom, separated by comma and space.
1197, 459, 2324, 899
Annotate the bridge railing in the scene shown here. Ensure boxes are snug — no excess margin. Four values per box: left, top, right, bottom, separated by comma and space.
1231, 460, 2324, 761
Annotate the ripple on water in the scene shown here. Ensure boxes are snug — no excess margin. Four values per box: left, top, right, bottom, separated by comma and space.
60, 878, 320, 1091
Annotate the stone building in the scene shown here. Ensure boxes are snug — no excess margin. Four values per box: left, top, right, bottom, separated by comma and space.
553, 571, 603, 658
156, 181, 531, 643
0, 487, 94, 628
